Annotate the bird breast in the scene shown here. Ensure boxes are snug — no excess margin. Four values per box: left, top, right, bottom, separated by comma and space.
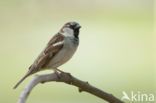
46, 37, 78, 69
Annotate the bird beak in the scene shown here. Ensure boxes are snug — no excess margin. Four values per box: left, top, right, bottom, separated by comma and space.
75, 24, 81, 29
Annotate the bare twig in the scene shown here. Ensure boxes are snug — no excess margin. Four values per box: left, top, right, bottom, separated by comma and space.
17, 72, 124, 103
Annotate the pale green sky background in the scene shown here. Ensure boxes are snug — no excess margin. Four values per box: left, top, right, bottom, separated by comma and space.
0, 0, 155, 103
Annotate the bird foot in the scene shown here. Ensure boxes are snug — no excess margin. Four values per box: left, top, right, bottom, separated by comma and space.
54, 71, 61, 79
53, 68, 71, 78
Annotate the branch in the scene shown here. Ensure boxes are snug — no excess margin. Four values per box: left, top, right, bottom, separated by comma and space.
17, 72, 124, 103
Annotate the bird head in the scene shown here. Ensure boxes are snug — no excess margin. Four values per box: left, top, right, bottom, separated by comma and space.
60, 21, 81, 39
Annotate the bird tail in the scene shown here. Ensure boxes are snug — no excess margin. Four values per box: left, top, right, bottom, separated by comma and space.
13, 72, 30, 89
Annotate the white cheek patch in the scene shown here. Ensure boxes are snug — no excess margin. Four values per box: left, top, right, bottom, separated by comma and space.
53, 41, 64, 47
62, 28, 74, 37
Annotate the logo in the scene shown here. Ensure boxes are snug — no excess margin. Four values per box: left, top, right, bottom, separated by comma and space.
121, 91, 154, 102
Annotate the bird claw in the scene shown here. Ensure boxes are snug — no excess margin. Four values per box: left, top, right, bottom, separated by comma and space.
65, 72, 71, 77
53, 68, 71, 79
54, 71, 61, 79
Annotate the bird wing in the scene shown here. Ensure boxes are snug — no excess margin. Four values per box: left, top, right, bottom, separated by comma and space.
13, 33, 64, 89
29, 33, 64, 73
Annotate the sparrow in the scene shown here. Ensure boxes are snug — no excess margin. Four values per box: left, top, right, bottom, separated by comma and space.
13, 21, 81, 89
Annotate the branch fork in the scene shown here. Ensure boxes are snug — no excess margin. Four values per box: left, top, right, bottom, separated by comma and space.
17, 72, 124, 103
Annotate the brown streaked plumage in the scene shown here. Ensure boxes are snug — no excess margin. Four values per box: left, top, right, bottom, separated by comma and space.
13, 22, 81, 89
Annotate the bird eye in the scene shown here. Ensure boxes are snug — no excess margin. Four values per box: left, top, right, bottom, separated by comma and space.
66, 24, 70, 27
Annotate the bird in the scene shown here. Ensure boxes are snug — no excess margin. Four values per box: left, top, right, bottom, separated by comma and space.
13, 21, 81, 89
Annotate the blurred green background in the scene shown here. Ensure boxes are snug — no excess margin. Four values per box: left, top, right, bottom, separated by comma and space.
0, 0, 155, 103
